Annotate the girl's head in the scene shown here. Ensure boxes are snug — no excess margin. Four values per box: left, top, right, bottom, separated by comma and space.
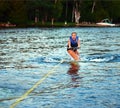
71, 32, 77, 40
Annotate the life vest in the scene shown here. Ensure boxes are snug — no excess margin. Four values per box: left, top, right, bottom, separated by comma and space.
70, 36, 78, 47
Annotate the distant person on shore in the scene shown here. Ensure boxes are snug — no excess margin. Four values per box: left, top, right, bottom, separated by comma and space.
67, 32, 80, 61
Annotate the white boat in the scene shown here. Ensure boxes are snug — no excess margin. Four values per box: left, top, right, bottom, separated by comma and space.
96, 19, 115, 26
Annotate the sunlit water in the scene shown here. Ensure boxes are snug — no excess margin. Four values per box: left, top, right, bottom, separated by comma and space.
0, 27, 120, 108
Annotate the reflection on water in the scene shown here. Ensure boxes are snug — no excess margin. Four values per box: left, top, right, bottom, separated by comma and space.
67, 62, 81, 87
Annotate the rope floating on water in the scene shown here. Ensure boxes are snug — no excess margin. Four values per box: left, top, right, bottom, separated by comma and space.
10, 60, 64, 108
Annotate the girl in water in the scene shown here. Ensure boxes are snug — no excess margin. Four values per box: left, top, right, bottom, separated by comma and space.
67, 32, 80, 61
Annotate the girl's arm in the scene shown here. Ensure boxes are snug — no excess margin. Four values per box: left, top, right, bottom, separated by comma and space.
78, 39, 80, 48
68, 39, 71, 48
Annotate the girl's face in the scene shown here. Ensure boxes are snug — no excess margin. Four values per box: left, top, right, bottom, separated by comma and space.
72, 33, 76, 40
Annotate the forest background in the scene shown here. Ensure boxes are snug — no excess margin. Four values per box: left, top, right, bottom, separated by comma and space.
0, 0, 120, 27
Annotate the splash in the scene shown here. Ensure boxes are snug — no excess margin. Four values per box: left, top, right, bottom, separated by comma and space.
84, 54, 120, 63
30, 56, 62, 64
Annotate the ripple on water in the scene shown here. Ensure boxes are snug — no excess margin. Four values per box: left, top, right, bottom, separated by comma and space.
0, 28, 120, 108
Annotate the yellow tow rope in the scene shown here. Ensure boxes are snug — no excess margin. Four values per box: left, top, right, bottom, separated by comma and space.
10, 60, 64, 108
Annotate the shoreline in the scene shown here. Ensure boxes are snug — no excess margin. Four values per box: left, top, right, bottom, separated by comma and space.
76, 23, 120, 27
0, 23, 120, 28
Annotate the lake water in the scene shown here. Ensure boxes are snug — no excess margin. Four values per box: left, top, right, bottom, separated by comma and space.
0, 27, 120, 108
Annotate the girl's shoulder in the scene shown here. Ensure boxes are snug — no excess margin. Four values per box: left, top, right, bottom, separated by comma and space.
76, 36, 79, 40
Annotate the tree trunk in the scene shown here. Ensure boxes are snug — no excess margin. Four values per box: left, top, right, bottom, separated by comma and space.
72, 6, 75, 22
65, 0, 68, 21
35, 9, 39, 23
75, 9, 80, 24
42, 19, 45, 25
51, 18, 54, 25
35, 17, 38, 23
91, 0, 96, 13
55, 0, 57, 4
74, 1, 80, 24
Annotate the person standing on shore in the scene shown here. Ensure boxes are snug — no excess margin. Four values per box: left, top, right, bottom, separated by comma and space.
67, 32, 80, 61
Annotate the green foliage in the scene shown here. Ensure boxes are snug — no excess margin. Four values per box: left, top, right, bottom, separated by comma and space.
102, 1, 120, 22
0, 0, 119, 25
9, 0, 28, 25
0, 0, 10, 22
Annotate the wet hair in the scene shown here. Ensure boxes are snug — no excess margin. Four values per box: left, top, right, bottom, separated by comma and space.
71, 32, 77, 35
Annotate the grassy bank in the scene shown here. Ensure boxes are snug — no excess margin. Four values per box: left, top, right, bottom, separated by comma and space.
0, 22, 76, 28
28, 22, 76, 27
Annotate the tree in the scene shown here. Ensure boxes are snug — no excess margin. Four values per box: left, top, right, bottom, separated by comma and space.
50, 0, 63, 25
72, 0, 81, 24
9, 0, 28, 25
102, 0, 120, 23
0, 0, 10, 22
0, 0, 120, 25
91, 0, 96, 13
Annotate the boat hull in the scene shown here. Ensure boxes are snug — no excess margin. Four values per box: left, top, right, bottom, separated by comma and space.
96, 22, 115, 26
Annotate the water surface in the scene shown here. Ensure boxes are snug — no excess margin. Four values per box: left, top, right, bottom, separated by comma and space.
0, 27, 120, 108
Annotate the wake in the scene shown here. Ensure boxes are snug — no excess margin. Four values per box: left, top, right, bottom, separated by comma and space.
83, 53, 120, 63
